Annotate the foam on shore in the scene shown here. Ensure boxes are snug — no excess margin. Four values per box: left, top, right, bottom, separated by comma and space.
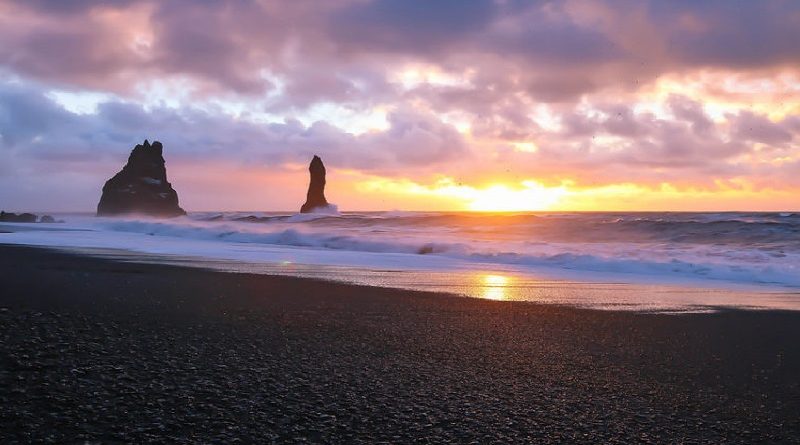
2, 211, 799, 312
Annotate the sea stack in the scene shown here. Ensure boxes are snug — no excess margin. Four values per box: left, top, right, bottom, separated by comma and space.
97, 140, 185, 217
300, 155, 329, 213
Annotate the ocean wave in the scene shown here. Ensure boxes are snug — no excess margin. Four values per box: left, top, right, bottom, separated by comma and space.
95, 215, 800, 288
191, 211, 800, 242
101, 219, 461, 255
466, 251, 800, 288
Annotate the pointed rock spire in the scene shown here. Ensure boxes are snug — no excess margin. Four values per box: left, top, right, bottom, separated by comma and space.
300, 155, 329, 213
97, 139, 185, 217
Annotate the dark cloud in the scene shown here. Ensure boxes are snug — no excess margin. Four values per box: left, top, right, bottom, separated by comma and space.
331, 0, 496, 53
732, 111, 794, 146
146, 0, 286, 94
646, 0, 800, 68
10, 0, 137, 15
0, 82, 79, 148
3, 0, 799, 104
0, 24, 144, 91
485, 4, 622, 65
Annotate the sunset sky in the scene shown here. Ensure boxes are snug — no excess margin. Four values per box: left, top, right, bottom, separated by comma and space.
0, 0, 798, 212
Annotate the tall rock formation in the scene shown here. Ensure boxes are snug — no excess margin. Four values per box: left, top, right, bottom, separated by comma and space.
97, 140, 185, 217
300, 155, 329, 213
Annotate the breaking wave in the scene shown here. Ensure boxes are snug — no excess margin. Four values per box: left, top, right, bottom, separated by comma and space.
83, 211, 800, 288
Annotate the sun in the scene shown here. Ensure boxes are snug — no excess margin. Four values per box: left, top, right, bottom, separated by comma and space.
480, 274, 511, 300
466, 181, 566, 212
356, 177, 568, 212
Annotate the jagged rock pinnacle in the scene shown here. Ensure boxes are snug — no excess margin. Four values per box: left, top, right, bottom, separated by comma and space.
96, 140, 185, 217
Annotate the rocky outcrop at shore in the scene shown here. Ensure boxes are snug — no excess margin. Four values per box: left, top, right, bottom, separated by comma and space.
0, 211, 37, 223
300, 155, 330, 213
0, 211, 57, 223
97, 140, 185, 217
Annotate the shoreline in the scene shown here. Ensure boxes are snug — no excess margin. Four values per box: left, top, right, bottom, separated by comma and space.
2, 244, 800, 442
5, 210, 800, 299
3, 227, 799, 312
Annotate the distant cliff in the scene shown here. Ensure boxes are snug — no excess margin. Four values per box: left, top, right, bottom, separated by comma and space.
97, 140, 185, 217
300, 155, 330, 213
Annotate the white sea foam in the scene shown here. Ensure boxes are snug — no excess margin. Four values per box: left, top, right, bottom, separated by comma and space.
2, 211, 799, 311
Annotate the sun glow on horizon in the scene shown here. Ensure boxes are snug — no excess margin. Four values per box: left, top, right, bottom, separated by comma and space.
357, 177, 567, 211
347, 172, 800, 213
480, 274, 511, 300
465, 182, 566, 211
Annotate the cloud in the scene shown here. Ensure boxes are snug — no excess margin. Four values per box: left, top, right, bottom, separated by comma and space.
476, 95, 797, 189
645, 0, 800, 68
358, 107, 467, 167
3, 0, 800, 105
731, 111, 794, 146
1, 1, 799, 210
331, 0, 497, 53
667, 95, 714, 136
0, 77, 473, 209
0, 79, 467, 170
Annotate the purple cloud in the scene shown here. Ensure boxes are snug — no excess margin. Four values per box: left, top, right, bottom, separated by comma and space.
3, 0, 800, 103
1, 0, 799, 211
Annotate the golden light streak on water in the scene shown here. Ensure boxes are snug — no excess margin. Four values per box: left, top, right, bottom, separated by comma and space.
480, 274, 511, 300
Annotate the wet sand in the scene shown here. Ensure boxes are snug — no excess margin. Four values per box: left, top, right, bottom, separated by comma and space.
1, 245, 799, 443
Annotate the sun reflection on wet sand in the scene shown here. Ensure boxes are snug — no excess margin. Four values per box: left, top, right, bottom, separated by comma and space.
480, 274, 511, 300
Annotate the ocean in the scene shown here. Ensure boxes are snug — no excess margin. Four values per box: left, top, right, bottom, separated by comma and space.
2, 211, 799, 312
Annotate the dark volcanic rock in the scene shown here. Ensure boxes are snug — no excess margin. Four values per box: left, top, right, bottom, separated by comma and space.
39, 215, 56, 223
0, 211, 37, 223
97, 140, 185, 217
300, 155, 329, 213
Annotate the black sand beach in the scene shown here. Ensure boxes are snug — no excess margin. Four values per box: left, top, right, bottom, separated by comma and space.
1, 245, 799, 443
